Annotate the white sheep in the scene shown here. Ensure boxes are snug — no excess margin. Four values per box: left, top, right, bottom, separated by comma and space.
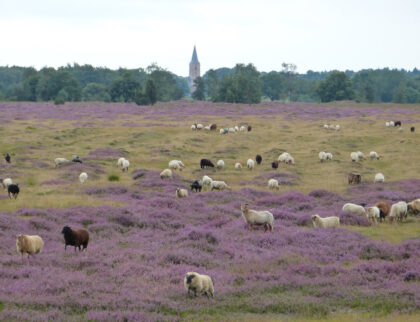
335, 125, 340, 131
79, 172, 88, 184
239, 125, 246, 132
357, 151, 364, 160
204, 125, 211, 131
278, 152, 290, 163
55, 157, 69, 167
169, 160, 185, 171
319, 151, 327, 162
184, 272, 214, 298
235, 162, 242, 170
285, 155, 295, 164
325, 152, 333, 161
217, 160, 225, 169
191, 124, 197, 130
390, 121, 395, 127
247, 159, 255, 170
241, 204, 274, 232
202, 175, 213, 188
219, 129, 225, 134
370, 151, 380, 160
210, 180, 230, 191
16, 234, 44, 261
196, 124, 203, 130
228, 127, 235, 133
175, 188, 188, 198
234, 126, 239, 132
389, 201, 407, 222
385, 121, 390, 127
323, 124, 329, 129
350, 152, 359, 162
366, 206, 380, 225
160, 169, 172, 179
117, 157, 126, 167
342, 203, 366, 216
1, 178, 13, 190
268, 178, 279, 190
311, 215, 340, 228
122, 159, 130, 172
374, 173, 385, 183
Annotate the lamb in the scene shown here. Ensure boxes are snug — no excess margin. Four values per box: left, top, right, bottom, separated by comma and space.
210, 124, 217, 131
342, 203, 366, 216
61, 226, 89, 251
117, 157, 126, 167
375, 201, 391, 222
8, 184, 20, 199
196, 124, 203, 130
247, 159, 255, 170
374, 173, 385, 183
175, 188, 189, 198
55, 157, 69, 167
235, 162, 242, 170
369, 151, 380, 160
325, 152, 333, 160
357, 151, 365, 160
311, 215, 340, 228
319, 151, 327, 162
202, 175, 213, 188
169, 160, 185, 171
160, 169, 173, 179
407, 199, 420, 215
184, 272, 214, 298
5, 153, 11, 163
1, 177, 12, 189
16, 234, 44, 261
389, 201, 408, 222
350, 152, 359, 162
217, 160, 225, 169
268, 178, 279, 190
79, 172, 88, 184
121, 159, 130, 172
394, 121, 401, 127
200, 159, 214, 169
271, 161, 279, 169
210, 180, 230, 191
366, 206, 380, 225
72, 155, 83, 163
240, 204, 274, 232
411, 126, 415, 132
348, 172, 361, 184
190, 180, 202, 192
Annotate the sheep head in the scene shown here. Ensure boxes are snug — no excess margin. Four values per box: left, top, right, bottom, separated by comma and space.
186, 274, 195, 284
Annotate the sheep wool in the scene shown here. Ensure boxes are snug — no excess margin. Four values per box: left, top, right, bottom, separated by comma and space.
366, 206, 380, 224
1, 178, 12, 189
184, 272, 214, 298
311, 215, 340, 228
160, 169, 172, 179
202, 175, 213, 188
342, 203, 366, 216
210, 180, 230, 191
55, 157, 69, 167
235, 163, 242, 170
374, 173, 385, 183
117, 157, 126, 167
241, 204, 274, 232
389, 201, 408, 222
122, 159, 130, 172
247, 159, 255, 170
79, 172, 88, 184
350, 152, 359, 162
268, 179, 279, 190
319, 151, 327, 162
217, 160, 225, 169
16, 234, 44, 259
175, 188, 188, 198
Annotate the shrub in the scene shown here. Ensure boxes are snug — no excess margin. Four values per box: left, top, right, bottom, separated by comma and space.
108, 174, 120, 182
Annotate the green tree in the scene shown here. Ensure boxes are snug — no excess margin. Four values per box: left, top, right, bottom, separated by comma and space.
82, 83, 110, 101
145, 79, 157, 105
146, 64, 184, 102
261, 71, 284, 101
281, 63, 297, 101
109, 72, 140, 102
316, 71, 355, 102
192, 77, 205, 100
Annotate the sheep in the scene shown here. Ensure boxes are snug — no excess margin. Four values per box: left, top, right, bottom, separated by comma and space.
350, 152, 359, 162
175, 188, 188, 198
239, 125, 246, 132
411, 126, 415, 132
196, 124, 203, 130
374, 173, 385, 183
210, 124, 217, 131
8, 184, 20, 199
255, 154, 262, 165
407, 199, 420, 215
398, 127, 403, 132
389, 201, 408, 222
247, 159, 255, 170
122, 159, 130, 172
55, 157, 69, 167
204, 125, 211, 131
219, 129, 225, 134
16, 234, 44, 261
271, 161, 279, 169
200, 159, 214, 169
169, 160, 185, 171
191, 124, 197, 130
1, 177, 12, 189
366, 206, 380, 225
217, 160, 225, 169
323, 124, 329, 129
319, 151, 327, 162
369, 151, 380, 160
247, 125, 252, 132
357, 151, 365, 160
348, 172, 361, 184
311, 215, 340, 228
394, 121, 401, 127
72, 155, 83, 163
325, 152, 333, 161
5, 153, 11, 163
375, 201, 391, 222
228, 127, 235, 133
385, 121, 390, 127
342, 203, 366, 216
210, 180, 230, 191
61, 226, 89, 251
117, 157, 126, 167
235, 162, 242, 170
202, 175, 213, 188
240, 204, 274, 232
79, 172, 88, 184
390, 121, 395, 127
190, 180, 202, 192
234, 126, 239, 132
268, 178, 279, 190
160, 169, 172, 179
335, 125, 341, 131
278, 152, 290, 163
285, 155, 295, 165
184, 272, 214, 298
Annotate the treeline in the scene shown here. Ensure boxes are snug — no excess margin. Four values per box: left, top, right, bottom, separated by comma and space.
1, 63, 420, 105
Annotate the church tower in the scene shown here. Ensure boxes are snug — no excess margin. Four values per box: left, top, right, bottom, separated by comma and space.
189, 46, 200, 94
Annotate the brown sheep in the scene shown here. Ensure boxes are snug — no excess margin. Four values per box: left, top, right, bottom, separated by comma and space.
375, 201, 391, 222
271, 161, 279, 169
61, 226, 89, 252
407, 199, 420, 215
348, 172, 361, 184
210, 124, 217, 131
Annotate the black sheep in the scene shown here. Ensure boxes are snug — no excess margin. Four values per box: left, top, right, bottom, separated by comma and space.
72, 155, 83, 163
61, 226, 89, 252
394, 121, 402, 127
411, 127, 415, 132
271, 161, 279, 169
256, 154, 262, 165
190, 180, 202, 192
8, 184, 19, 199
210, 124, 217, 131
200, 159, 215, 169
247, 125, 252, 132
5, 153, 11, 163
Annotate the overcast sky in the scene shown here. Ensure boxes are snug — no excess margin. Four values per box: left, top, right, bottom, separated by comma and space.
1, 0, 419, 76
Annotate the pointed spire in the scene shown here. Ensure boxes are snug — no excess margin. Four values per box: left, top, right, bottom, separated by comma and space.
190, 46, 199, 64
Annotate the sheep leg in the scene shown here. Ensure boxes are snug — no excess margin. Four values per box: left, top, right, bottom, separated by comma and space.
264, 224, 268, 232
8, 191, 11, 199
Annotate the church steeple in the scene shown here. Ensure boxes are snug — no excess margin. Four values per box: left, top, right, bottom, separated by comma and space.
189, 46, 200, 94
190, 46, 199, 64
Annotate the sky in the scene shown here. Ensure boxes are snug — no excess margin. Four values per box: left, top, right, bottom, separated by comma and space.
0, 0, 419, 76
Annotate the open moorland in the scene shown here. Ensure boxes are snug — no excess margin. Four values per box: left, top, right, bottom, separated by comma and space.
0, 101, 419, 321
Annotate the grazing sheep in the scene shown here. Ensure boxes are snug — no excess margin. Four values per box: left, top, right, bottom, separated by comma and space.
271, 161, 279, 169
191, 124, 197, 130
1, 177, 12, 189
342, 203, 366, 216
160, 169, 172, 179
72, 155, 83, 163
357, 151, 365, 160
8, 184, 20, 199
247, 125, 252, 132
335, 125, 340, 131
117, 157, 126, 167
390, 121, 395, 127
16, 234, 44, 261
374, 173, 385, 183
370, 151, 380, 160
196, 124, 203, 130
350, 152, 359, 162
169, 160, 185, 171
323, 124, 329, 129
348, 172, 361, 184
235, 162, 242, 170
407, 199, 420, 215
79, 172, 88, 184
210, 124, 217, 131
241, 204, 274, 232
61, 226, 89, 251
256, 154, 262, 165
411, 126, 415, 132
234, 126, 239, 132
190, 180, 202, 192
200, 159, 215, 169
389, 201, 408, 222
202, 175, 213, 188
184, 272, 214, 298
204, 125, 211, 131
220, 128, 228, 134
228, 127, 235, 133
247, 159, 255, 170
55, 157, 69, 167
398, 127, 403, 132
122, 159, 130, 172
319, 151, 327, 162
285, 155, 295, 164
175, 188, 188, 198
278, 152, 290, 163
268, 178, 279, 190
311, 215, 340, 228
375, 201, 391, 222
210, 180, 230, 191
325, 152, 333, 160
366, 206, 380, 225
385, 121, 390, 127
217, 160, 225, 169
5, 153, 11, 163
239, 125, 246, 132
394, 121, 401, 127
